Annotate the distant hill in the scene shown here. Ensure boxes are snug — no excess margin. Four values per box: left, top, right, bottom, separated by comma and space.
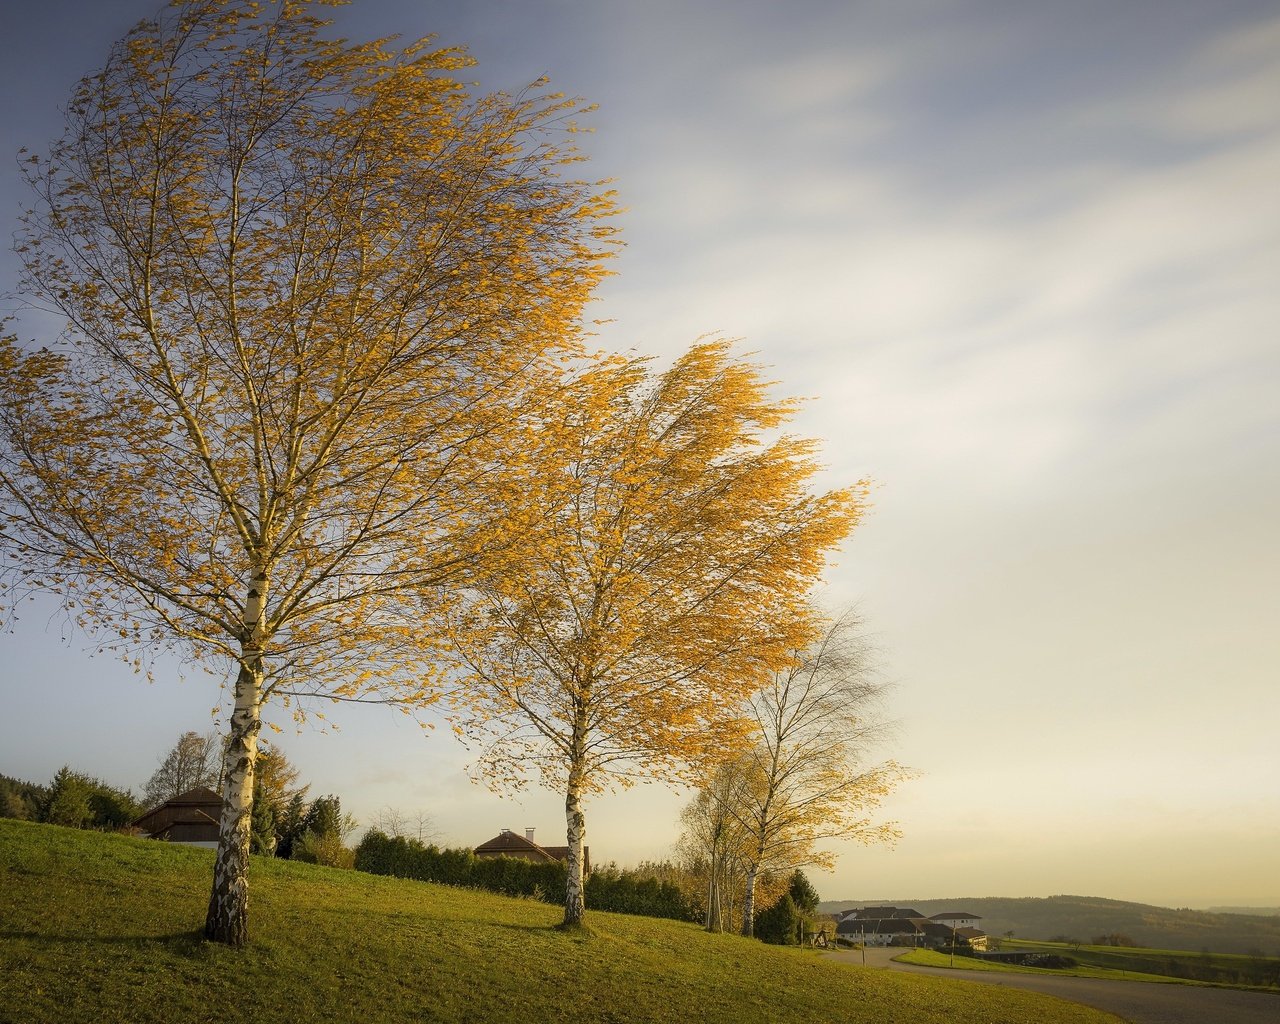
818, 895, 1280, 956
1209, 907, 1280, 917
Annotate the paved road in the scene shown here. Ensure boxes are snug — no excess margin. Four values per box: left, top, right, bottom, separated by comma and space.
823, 947, 1280, 1024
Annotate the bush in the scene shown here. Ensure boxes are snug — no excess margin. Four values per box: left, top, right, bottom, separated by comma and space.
471, 851, 565, 898
354, 830, 562, 901
291, 829, 355, 869
1028, 955, 1078, 969
40, 767, 143, 831
586, 864, 694, 921
0, 774, 47, 820
755, 893, 801, 945
43, 768, 94, 829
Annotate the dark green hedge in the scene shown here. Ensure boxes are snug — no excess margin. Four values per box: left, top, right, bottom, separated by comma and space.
354, 830, 564, 898
585, 864, 694, 922
355, 830, 696, 922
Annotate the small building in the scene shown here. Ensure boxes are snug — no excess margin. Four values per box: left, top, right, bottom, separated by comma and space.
930, 911, 984, 931
132, 787, 222, 847
956, 926, 989, 952
473, 828, 590, 874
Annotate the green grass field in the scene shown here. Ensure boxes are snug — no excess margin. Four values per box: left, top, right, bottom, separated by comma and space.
0, 819, 1125, 1024
895, 948, 1176, 984
896, 942, 1280, 990
1002, 939, 1280, 988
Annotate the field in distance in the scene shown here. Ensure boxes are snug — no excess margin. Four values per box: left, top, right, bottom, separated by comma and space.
821, 896, 1280, 956
896, 940, 1280, 990
0, 819, 1125, 1024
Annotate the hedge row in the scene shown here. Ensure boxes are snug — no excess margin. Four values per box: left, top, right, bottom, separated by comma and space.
354, 830, 565, 899
584, 864, 695, 922
354, 830, 696, 922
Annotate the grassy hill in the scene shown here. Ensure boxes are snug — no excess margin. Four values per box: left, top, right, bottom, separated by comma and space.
819, 896, 1280, 955
0, 820, 1126, 1024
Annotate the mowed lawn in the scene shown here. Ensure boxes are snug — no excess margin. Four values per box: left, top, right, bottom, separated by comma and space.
0, 820, 1123, 1024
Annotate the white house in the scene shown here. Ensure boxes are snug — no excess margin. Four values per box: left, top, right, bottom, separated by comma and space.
930, 911, 983, 931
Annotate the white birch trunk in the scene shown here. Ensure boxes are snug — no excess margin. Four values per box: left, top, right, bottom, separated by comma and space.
204, 568, 268, 946
743, 779, 775, 937
741, 859, 760, 937
563, 770, 587, 926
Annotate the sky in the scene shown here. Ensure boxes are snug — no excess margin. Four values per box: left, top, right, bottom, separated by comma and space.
1, 0, 1277, 910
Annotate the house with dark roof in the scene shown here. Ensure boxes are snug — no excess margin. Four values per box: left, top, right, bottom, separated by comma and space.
836, 916, 929, 945
474, 828, 590, 874
834, 906, 988, 949
837, 906, 925, 922
132, 787, 222, 847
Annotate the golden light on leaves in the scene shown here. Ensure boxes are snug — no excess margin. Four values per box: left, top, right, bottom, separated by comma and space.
444, 341, 865, 923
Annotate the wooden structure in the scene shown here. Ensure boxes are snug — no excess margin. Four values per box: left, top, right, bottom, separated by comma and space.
132, 786, 222, 845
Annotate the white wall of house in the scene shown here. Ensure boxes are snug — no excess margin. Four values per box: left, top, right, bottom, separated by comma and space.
935, 915, 980, 930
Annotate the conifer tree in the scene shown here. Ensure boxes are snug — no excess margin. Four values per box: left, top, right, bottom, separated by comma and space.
248, 779, 276, 856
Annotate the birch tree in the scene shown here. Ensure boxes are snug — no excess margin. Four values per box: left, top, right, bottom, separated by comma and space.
730, 609, 911, 936
677, 759, 755, 932
0, 0, 615, 946
448, 342, 864, 925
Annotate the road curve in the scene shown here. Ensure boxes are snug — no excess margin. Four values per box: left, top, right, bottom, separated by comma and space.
822, 947, 1280, 1024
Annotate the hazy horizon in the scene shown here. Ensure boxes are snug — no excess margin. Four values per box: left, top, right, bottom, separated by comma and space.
822, 895, 1280, 912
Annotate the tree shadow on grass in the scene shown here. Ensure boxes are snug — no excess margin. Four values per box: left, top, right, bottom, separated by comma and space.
491, 920, 596, 940
0, 927, 210, 954
490, 921, 562, 935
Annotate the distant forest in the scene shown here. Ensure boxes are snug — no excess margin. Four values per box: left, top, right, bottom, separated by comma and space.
1209, 906, 1280, 917
818, 895, 1280, 956
0, 773, 47, 820
0, 770, 142, 830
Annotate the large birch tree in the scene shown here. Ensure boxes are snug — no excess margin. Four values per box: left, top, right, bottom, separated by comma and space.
0, 0, 615, 946
447, 342, 864, 925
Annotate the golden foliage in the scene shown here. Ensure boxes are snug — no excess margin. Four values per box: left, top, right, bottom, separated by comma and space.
447, 342, 865, 795
0, 0, 617, 942
0, 0, 617, 703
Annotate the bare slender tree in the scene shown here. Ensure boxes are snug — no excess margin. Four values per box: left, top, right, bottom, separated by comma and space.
678, 759, 754, 932
724, 609, 912, 936
373, 806, 439, 844
141, 730, 223, 808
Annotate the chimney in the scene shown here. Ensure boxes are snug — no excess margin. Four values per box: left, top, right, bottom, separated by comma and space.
525, 828, 535, 843
500, 828, 510, 835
